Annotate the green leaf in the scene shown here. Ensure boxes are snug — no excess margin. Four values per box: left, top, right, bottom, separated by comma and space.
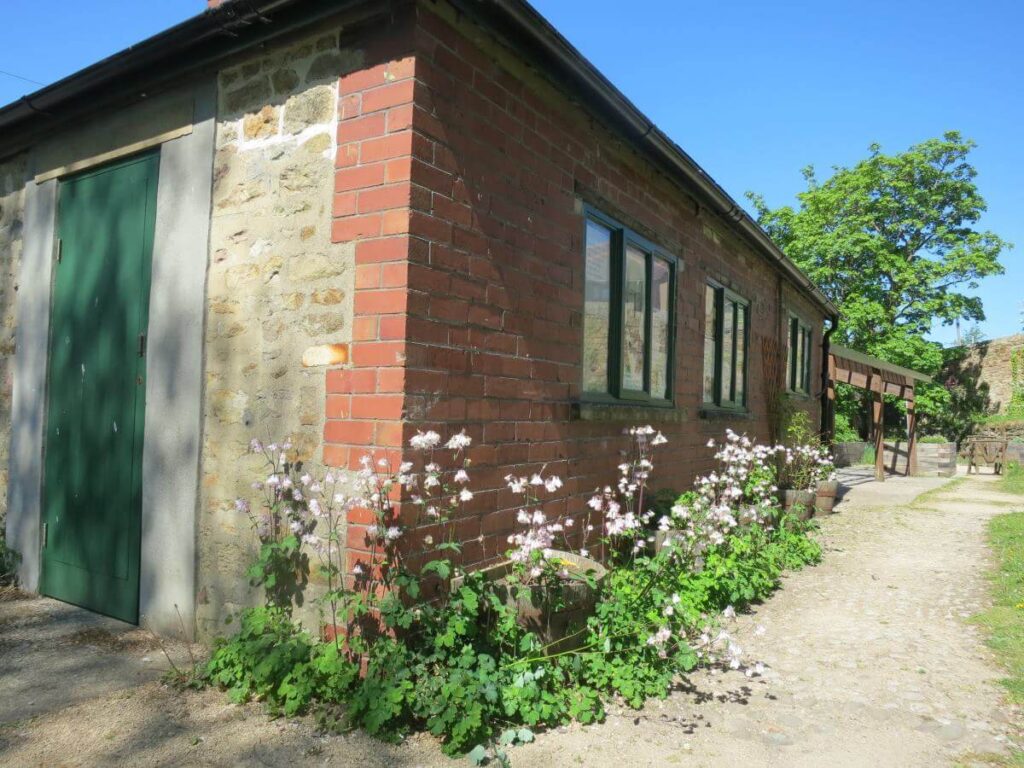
516, 727, 534, 743
468, 745, 488, 765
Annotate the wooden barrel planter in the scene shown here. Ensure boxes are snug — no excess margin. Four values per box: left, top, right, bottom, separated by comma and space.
815, 480, 840, 515
451, 551, 608, 653
782, 489, 815, 520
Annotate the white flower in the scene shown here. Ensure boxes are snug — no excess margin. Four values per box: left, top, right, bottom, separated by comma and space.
385, 526, 402, 541
651, 431, 668, 446
544, 476, 563, 493
353, 563, 364, 576
454, 469, 470, 484
249, 438, 264, 453
234, 498, 250, 514
530, 474, 544, 486
506, 475, 527, 493
445, 430, 472, 450
409, 430, 441, 450
459, 488, 474, 502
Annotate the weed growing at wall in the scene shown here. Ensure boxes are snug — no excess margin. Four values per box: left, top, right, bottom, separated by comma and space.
201, 428, 822, 760
1008, 350, 1024, 419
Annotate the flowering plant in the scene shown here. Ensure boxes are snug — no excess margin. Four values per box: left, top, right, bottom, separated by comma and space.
658, 430, 783, 566
236, 439, 320, 609
213, 425, 822, 759
777, 411, 836, 491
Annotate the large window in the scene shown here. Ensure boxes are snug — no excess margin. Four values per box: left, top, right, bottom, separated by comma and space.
787, 316, 813, 394
582, 207, 676, 403
702, 283, 749, 408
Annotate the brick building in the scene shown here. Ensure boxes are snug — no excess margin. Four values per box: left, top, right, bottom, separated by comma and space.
0, 0, 836, 637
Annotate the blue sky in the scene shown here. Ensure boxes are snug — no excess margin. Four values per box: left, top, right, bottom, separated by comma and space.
2, 0, 1020, 345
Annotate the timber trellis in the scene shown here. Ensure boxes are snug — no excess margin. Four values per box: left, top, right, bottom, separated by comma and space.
828, 345, 932, 481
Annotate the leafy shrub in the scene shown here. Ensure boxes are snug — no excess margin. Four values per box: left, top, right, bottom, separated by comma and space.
919, 435, 949, 444
833, 412, 860, 442
205, 428, 824, 758
0, 537, 19, 588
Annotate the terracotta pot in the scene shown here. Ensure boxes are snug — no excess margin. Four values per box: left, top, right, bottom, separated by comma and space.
815, 480, 840, 515
782, 489, 815, 520
451, 550, 607, 653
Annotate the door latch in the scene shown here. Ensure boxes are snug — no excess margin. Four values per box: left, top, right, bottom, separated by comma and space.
54, 238, 63, 264
138, 332, 147, 357
42, 522, 48, 548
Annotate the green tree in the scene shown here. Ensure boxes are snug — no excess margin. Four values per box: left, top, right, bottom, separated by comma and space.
748, 131, 1011, 427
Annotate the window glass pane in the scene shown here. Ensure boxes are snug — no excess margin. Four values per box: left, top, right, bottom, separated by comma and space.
651, 257, 671, 399
788, 318, 797, 390
803, 329, 812, 391
720, 299, 735, 403
622, 246, 647, 391
794, 326, 805, 393
735, 304, 746, 404
582, 220, 612, 393
703, 286, 718, 403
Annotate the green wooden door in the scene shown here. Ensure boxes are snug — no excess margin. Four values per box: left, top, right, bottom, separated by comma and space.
40, 152, 159, 623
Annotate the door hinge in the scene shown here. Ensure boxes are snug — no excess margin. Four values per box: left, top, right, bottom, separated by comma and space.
42, 522, 48, 548
137, 332, 147, 357
54, 238, 63, 264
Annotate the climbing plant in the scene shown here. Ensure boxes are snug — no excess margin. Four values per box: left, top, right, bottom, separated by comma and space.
1008, 349, 1024, 419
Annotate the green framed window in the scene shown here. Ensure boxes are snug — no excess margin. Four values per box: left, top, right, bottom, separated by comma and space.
787, 315, 813, 394
582, 206, 677, 404
702, 283, 749, 408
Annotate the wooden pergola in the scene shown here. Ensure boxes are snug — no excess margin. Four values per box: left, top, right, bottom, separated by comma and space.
827, 345, 932, 481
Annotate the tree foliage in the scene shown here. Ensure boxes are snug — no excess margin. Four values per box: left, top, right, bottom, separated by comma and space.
748, 131, 1010, 427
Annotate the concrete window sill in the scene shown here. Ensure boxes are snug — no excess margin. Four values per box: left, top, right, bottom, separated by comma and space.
571, 402, 688, 423
698, 407, 754, 421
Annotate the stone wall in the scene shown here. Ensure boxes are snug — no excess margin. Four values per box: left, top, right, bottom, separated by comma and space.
0, 154, 26, 534
196, 29, 357, 636
954, 334, 1024, 414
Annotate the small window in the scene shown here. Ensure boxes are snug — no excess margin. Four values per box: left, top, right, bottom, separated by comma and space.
702, 283, 749, 409
787, 316, 813, 394
582, 207, 677, 403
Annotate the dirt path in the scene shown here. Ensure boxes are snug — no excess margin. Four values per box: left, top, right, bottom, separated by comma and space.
1, 471, 1020, 767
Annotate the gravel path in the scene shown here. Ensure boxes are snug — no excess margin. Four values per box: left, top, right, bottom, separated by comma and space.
1, 470, 1020, 767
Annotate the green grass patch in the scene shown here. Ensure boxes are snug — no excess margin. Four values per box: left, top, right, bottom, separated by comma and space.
1000, 463, 1024, 496
973, 512, 1024, 704
909, 477, 967, 509
983, 414, 1024, 428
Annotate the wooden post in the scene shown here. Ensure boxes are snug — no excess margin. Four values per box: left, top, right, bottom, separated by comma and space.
873, 372, 885, 482
906, 387, 917, 477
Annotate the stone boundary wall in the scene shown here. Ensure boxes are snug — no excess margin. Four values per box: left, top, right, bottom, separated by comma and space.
954, 334, 1024, 414
833, 441, 869, 467
883, 441, 957, 477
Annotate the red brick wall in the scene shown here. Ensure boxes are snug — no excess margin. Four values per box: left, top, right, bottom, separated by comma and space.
328, 2, 826, 571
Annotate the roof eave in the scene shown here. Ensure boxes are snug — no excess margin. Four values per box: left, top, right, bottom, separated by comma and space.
458, 0, 838, 317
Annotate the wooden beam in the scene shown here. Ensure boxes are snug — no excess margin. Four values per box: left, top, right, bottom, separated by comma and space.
873, 371, 885, 482
906, 397, 918, 477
